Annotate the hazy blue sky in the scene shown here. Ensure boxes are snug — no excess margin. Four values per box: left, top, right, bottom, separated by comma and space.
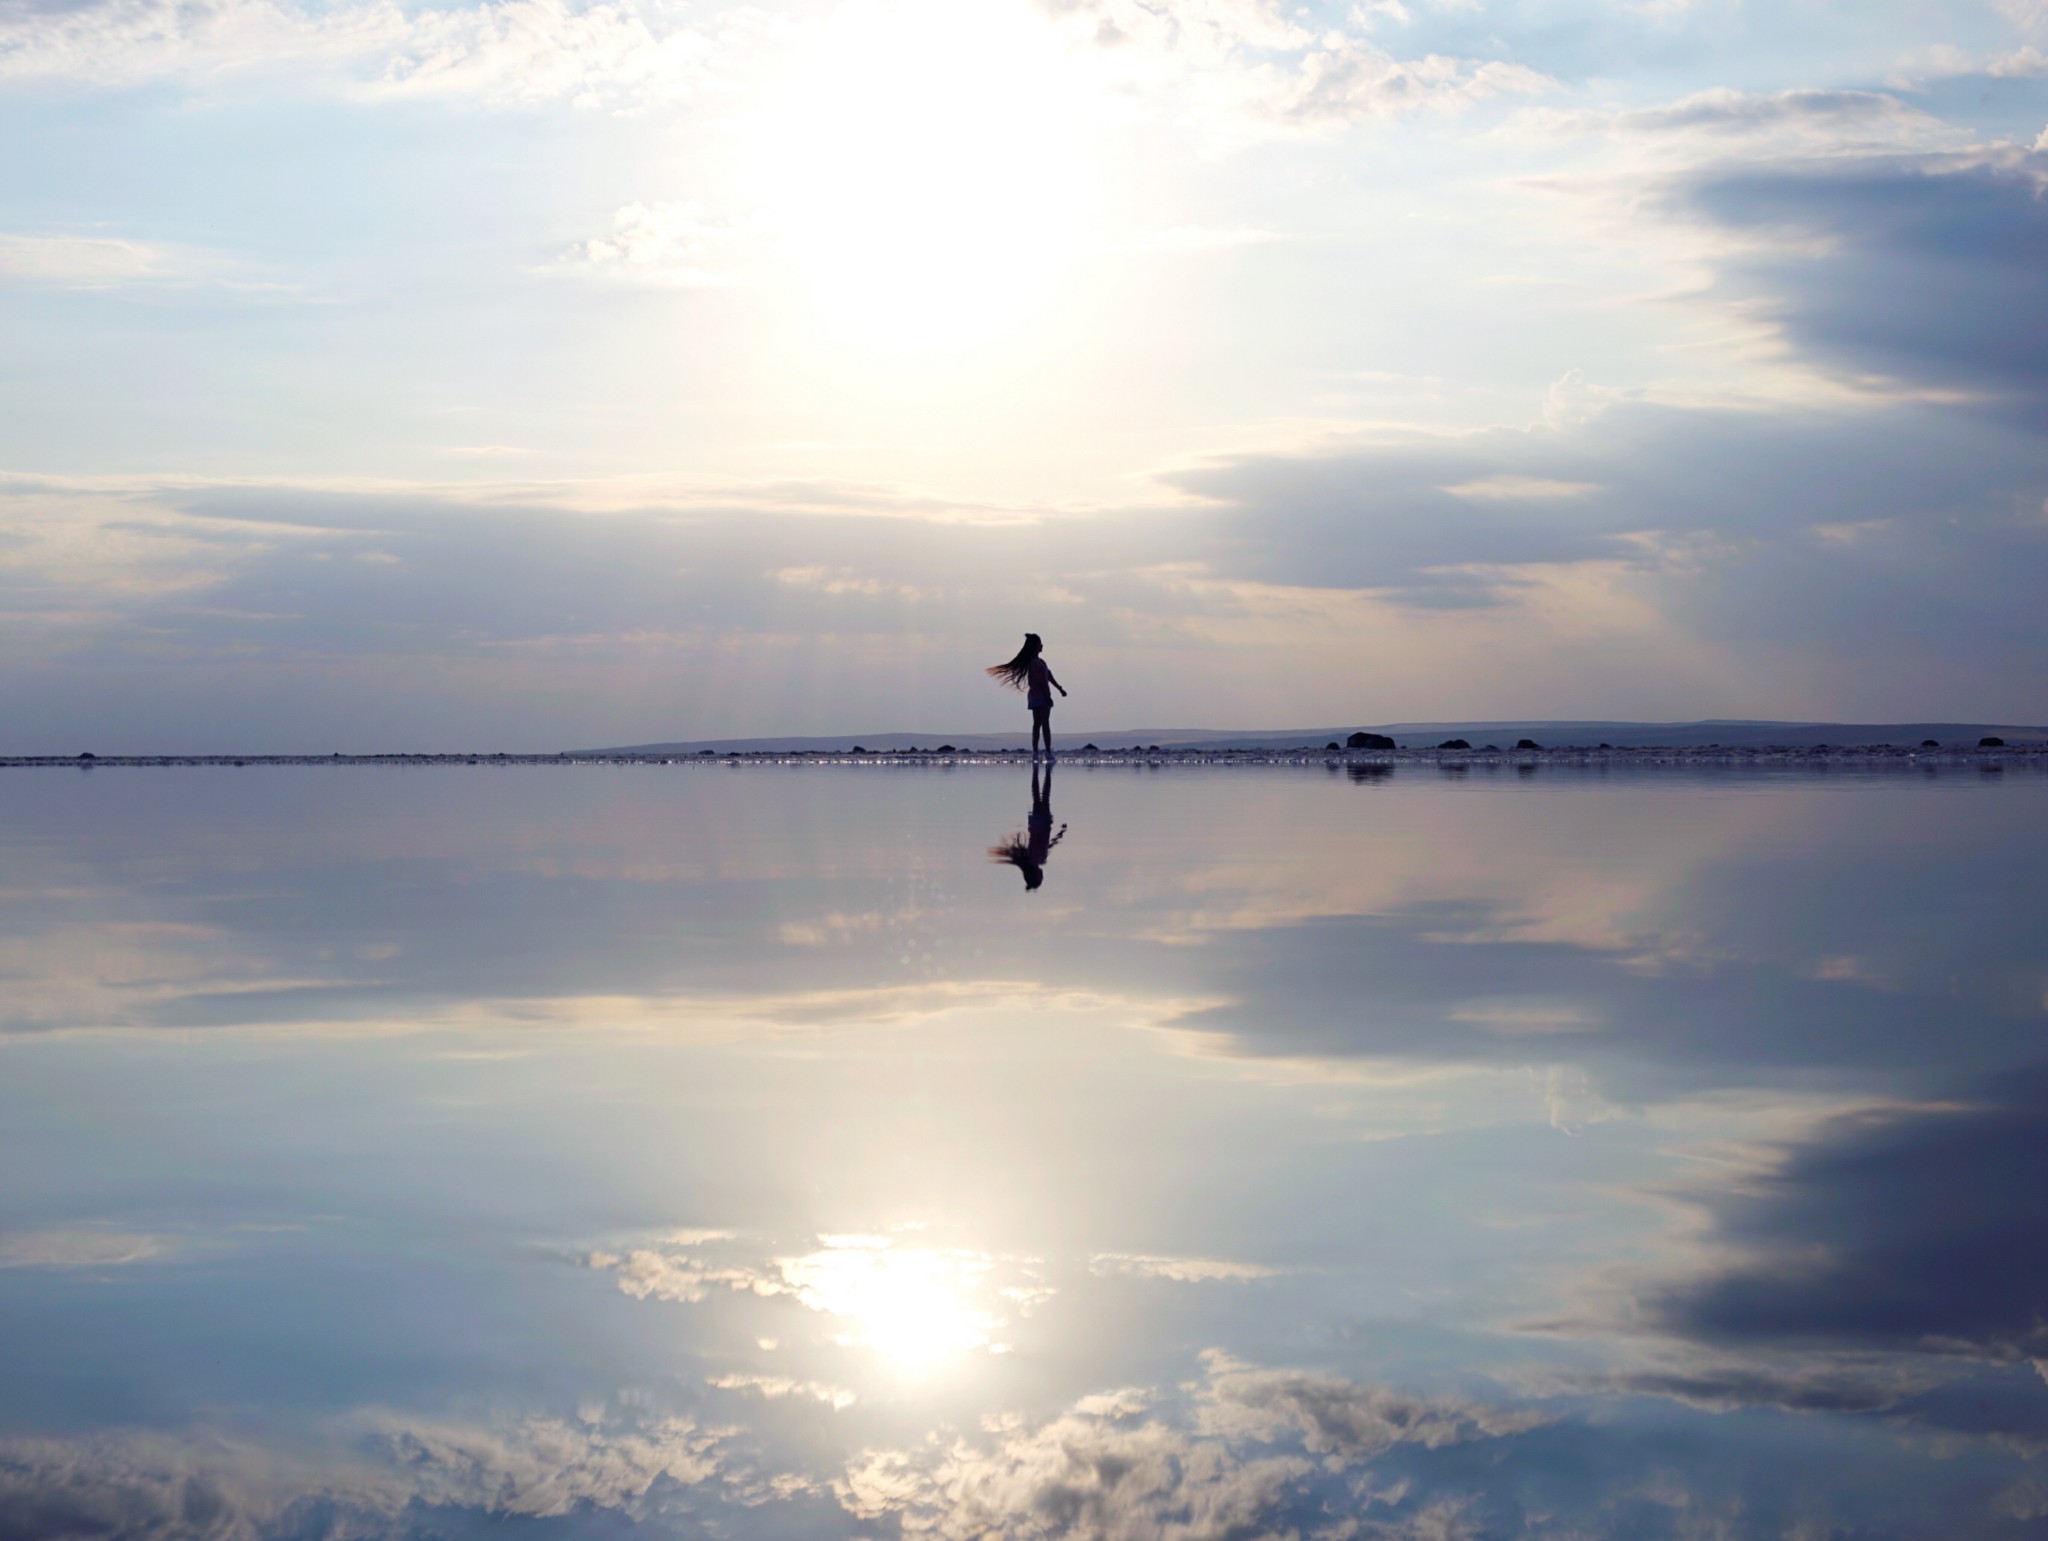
6, 0, 2048, 748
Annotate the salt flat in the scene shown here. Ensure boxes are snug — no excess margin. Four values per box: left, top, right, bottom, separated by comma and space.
1, 765, 2044, 1537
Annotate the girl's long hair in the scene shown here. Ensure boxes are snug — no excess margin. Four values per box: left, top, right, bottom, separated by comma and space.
989, 838, 1045, 890
985, 633, 1043, 690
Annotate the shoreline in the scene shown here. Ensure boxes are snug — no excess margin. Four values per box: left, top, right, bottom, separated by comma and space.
7, 745, 2044, 771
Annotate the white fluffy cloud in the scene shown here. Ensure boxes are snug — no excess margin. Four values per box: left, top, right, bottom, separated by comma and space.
2, 0, 1546, 123
838, 1352, 1543, 1540
0, 0, 722, 107
1037, 0, 1552, 133
0, 1359, 1550, 1540
0, 1409, 735, 1540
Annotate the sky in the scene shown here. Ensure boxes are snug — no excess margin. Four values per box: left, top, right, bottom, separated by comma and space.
6, 0, 2048, 749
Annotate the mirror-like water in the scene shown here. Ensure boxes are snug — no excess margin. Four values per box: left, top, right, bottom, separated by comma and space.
3, 764, 2045, 1538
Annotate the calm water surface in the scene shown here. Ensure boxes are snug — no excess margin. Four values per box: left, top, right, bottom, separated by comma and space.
3, 764, 2045, 1538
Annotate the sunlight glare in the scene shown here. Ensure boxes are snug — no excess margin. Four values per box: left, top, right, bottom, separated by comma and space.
779, 1236, 1001, 1376
747, 0, 1096, 354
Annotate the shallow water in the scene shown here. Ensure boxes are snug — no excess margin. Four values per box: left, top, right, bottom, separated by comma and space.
2, 763, 2045, 1538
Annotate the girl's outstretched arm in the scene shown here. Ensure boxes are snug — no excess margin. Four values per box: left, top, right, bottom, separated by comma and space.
1047, 669, 1067, 696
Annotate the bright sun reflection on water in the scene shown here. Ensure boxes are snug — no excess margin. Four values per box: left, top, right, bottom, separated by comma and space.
779, 1235, 1005, 1376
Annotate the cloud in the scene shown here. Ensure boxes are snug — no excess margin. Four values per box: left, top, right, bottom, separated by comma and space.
1144, 777, 2048, 1096
1506, 1068, 2048, 1450
0, 234, 235, 290
1165, 392, 2048, 621
1439, 475, 1600, 501
0, 1358, 2018, 1539
0, 1357, 1551, 1541
549, 201, 761, 286
1088, 1254, 1279, 1282
1, 0, 1546, 123
366, 0, 716, 107
1514, 88, 1962, 157
4, 349, 2048, 746
1634, 1069, 2048, 1367
1038, 0, 1550, 134
0, 915, 356, 1036
1156, 382, 2048, 716
836, 1353, 1543, 1540
585, 1231, 1054, 1361
1553, 1358, 1943, 1415
586, 1245, 764, 1303
1676, 149, 2048, 410
1278, 41, 1552, 125
0, 1409, 737, 1540
0, 0, 396, 88
363, 1409, 727, 1515
708, 1372, 858, 1409
1194, 1352, 1551, 1454
0, 0, 719, 108
0, 1228, 173, 1267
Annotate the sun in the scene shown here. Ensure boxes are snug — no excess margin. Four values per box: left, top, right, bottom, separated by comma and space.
779, 1236, 1002, 1377
744, 0, 1097, 354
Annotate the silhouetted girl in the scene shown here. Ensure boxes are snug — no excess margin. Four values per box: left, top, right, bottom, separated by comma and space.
990, 762, 1065, 891
986, 632, 1066, 760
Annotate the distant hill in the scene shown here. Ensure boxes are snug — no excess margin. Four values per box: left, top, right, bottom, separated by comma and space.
582, 720, 2048, 755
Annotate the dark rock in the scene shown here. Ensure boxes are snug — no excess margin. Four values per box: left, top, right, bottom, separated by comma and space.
1347, 731, 1396, 750
77, 751, 94, 760
1082, 742, 1100, 752
1325, 741, 1341, 752
699, 749, 715, 756
1438, 738, 1471, 750
1599, 742, 1612, 749
935, 744, 956, 753
1979, 736, 2006, 748
1516, 738, 1542, 750
1921, 739, 1940, 748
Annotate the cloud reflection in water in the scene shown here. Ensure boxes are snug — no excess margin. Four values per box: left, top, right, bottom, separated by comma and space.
0, 763, 2045, 1535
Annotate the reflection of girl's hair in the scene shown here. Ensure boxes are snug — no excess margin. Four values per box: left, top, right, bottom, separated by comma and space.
989, 838, 1045, 891
985, 633, 1043, 690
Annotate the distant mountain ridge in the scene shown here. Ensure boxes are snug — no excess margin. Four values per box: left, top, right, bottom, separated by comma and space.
583, 720, 2048, 755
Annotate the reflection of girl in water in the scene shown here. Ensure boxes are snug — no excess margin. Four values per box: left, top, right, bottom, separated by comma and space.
986, 632, 1067, 761
990, 763, 1065, 891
